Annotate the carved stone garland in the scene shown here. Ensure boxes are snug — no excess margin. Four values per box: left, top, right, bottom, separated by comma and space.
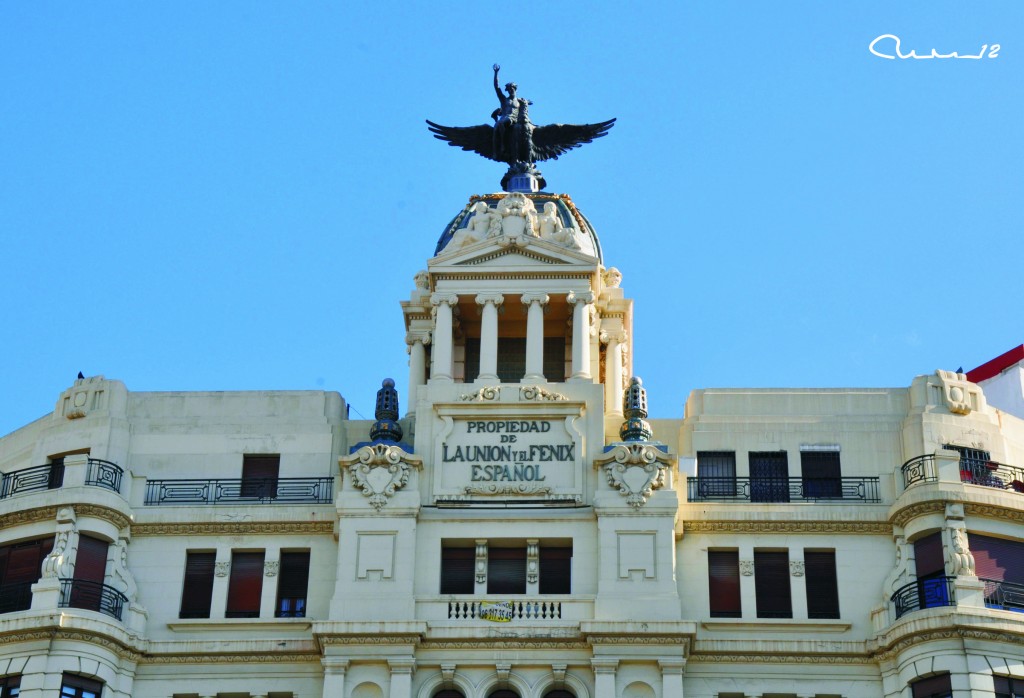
593, 443, 674, 509
344, 444, 422, 510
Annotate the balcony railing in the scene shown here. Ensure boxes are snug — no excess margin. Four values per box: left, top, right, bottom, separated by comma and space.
980, 578, 1024, 612
84, 458, 123, 493
0, 463, 64, 499
686, 476, 880, 503
901, 454, 937, 488
448, 599, 562, 621
143, 477, 334, 505
59, 579, 128, 621
959, 460, 1024, 493
0, 581, 34, 614
891, 575, 957, 619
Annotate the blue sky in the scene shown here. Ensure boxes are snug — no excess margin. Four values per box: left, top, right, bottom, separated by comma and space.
2, 2, 1022, 434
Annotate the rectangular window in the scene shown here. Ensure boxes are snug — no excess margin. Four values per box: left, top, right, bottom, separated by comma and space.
66, 534, 110, 613
241, 454, 280, 499
496, 338, 526, 383
749, 451, 790, 502
226, 551, 264, 618
0, 536, 55, 614
969, 533, 1024, 611
0, 675, 20, 698
911, 673, 952, 698
708, 550, 741, 618
754, 550, 792, 618
804, 550, 840, 619
697, 451, 737, 497
800, 450, 842, 499
440, 546, 475, 594
943, 444, 992, 485
275, 551, 310, 618
60, 674, 103, 698
542, 336, 566, 382
913, 532, 951, 609
539, 546, 572, 594
487, 547, 526, 594
994, 675, 1024, 698
179, 551, 216, 619
48, 456, 66, 489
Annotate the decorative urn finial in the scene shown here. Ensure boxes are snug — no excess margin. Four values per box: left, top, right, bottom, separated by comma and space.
369, 378, 403, 443
619, 376, 653, 442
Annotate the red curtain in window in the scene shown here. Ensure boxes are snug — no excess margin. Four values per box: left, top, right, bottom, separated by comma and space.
708, 550, 741, 618
226, 551, 265, 617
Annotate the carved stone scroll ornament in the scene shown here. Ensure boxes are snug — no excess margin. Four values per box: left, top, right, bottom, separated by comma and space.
464, 483, 552, 496
520, 385, 568, 401
459, 385, 500, 401
949, 526, 976, 576
344, 444, 422, 510
593, 443, 674, 509
739, 560, 754, 576
108, 537, 138, 599
41, 509, 79, 579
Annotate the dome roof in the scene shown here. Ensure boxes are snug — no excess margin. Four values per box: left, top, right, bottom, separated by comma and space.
434, 193, 603, 263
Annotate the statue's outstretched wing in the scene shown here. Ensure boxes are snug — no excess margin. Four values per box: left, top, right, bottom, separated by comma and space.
425, 121, 497, 162
530, 119, 616, 162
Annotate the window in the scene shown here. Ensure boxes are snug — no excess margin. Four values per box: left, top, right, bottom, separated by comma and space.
241, 454, 280, 499
749, 451, 789, 503
65, 534, 110, 613
804, 550, 840, 619
944, 444, 992, 484
697, 451, 736, 497
488, 547, 526, 594
0, 675, 19, 698
0, 536, 54, 613
434, 692, 465, 698
995, 675, 1024, 698
910, 673, 952, 698
913, 532, 952, 609
61, 674, 103, 698
179, 551, 216, 618
800, 450, 841, 499
754, 550, 792, 618
226, 551, 265, 618
48, 456, 66, 489
708, 550, 741, 618
440, 546, 475, 594
538, 546, 572, 594
275, 551, 310, 618
969, 533, 1024, 611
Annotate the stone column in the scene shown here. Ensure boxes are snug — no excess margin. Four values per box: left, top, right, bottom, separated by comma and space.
592, 659, 618, 698
567, 291, 595, 381
601, 330, 627, 416
521, 292, 549, 381
660, 660, 686, 698
475, 293, 504, 381
321, 659, 349, 698
430, 293, 459, 382
406, 331, 431, 413
388, 658, 415, 698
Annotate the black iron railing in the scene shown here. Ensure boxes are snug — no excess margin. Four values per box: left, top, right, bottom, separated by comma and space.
0, 581, 34, 614
891, 575, 957, 619
901, 454, 937, 488
686, 477, 880, 503
143, 477, 334, 505
0, 463, 64, 499
448, 599, 562, 620
59, 579, 128, 621
980, 578, 1024, 612
959, 460, 1024, 493
84, 458, 123, 493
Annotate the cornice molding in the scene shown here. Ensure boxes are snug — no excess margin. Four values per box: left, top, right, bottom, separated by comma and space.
0, 505, 58, 529
131, 521, 334, 536
0, 504, 131, 533
964, 502, 1024, 524
890, 500, 947, 527
691, 653, 869, 664
143, 653, 321, 664
871, 625, 1024, 662
682, 520, 891, 535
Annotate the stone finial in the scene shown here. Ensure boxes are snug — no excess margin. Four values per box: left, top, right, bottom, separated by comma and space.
620, 376, 653, 441
369, 378, 404, 443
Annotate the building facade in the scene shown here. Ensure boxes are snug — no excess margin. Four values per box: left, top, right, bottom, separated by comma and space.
1, 188, 1023, 698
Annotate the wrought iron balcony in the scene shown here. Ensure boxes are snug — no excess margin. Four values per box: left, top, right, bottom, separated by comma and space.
980, 578, 1024, 612
959, 460, 1024, 493
84, 458, 123, 493
59, 578, 128, 621
891, 575, 957, 620
143, 477, 334, 505
0, 463, 64, 499
0, 581, 34, 614
448, 599, 562, 621
901, 454, 937, 488
686, 476, 880, 503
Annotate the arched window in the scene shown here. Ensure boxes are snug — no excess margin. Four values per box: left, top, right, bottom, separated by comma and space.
543, 691, 575, 698
487, 691, 519, 698
434, 692, 465, 698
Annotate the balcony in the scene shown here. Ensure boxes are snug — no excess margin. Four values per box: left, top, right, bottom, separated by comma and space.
0, 458, 125, 499
0, 581, 33, 613
891, 575, 957, 619
84, 458, 124, 493
58, 579, 128, 621
686, 476, 880, 503
448, 599, 562, 621
901, 454, 1024, 493
143, 477, 334, 505
981, 578, 1024, 613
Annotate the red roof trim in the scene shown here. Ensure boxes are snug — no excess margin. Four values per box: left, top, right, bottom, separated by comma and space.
967, 344, 1024, 383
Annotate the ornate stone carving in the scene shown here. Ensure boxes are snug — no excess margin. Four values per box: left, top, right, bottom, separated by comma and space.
538, 202, 580, 249
790, 561, 805, 577
527, 540, 539, 584
496, 192, 538, 236
344, 444, 422, 511
413, 270, 429, 291
594, 443, 674, 509
108, 537, 138, 600
264, 560, 280, 578
685, 520, 891, 535
520, 385, 568, 401
215, 561, 230, 577
949, 526, 975, 576
603, 266, 622, 288
935, 369, 982, 415
475, 540, 488, 584
739, 560, 755, 576
132, 521, 334, 536
446, 201, 501, 250
881, 535, 914, 603
459, 385, 500, 401
41, 510, 78, 579
464, 483, 553, 496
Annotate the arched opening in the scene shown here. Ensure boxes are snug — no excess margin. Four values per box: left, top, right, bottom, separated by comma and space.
543, 691, 575, 698
434, 691, 465, 698
487, 691, 520, 698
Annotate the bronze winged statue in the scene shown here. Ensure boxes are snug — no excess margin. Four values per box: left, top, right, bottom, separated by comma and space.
426, 64, 616, 192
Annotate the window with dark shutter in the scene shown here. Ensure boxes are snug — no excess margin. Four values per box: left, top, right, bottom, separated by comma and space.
804, 550, 840, 619
0, 674, 20, 698
48, 456, 66, 489
179, 551, 216, 618
434, 691, 466, 698
487, 547, 526, 594
749, 451, 789, 502
969, 533, 1024, 584
914, 532, 945, 578
754, 550, 792, 618
464, 338, 481, 382
440, 547, 475, 594
697, 452, 737, 497
68, 535, 109, 613
496, 338, 526, 383
60, 673, 103, 698
800, 451, 842, 499
910, 673, 953, 698
539, 546, 571, 594
276, 551, 310, 618
0, 536, 54, 613
226, 551, 264, 618
994, 675, 1024, 698
542, 337, 566, 382
487, 691, 520, 698
241, 454, 280, 499
708, 549, 741, 617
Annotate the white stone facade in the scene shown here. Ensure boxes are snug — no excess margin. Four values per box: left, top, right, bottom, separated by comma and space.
1, 192, 1023, 698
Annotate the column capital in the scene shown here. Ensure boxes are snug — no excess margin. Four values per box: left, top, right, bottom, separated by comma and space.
591, 659, 619, 674
475, 293, 505, 307
430, 292, 459, 307
566, 290, 595, 305
388, 658, 416, 674
599, 329, 628, 345
658, 659, 686, 674
520, 292, 550, 306
322, 658, 350, 673
405, 330, 432, 346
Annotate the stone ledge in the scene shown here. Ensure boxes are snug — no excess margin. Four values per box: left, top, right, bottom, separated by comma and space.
700, 619, 852, 633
